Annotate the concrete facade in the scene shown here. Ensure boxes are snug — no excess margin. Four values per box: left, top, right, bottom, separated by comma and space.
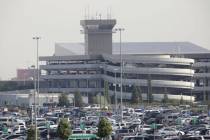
80, 19, 116, 55
183, 53, 210, 101
0, 90, 88, 107
39, 54, 195, 101
39, 19, 210, 102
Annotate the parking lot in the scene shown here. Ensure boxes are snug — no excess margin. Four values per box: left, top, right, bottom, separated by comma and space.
0, 104, 209, 140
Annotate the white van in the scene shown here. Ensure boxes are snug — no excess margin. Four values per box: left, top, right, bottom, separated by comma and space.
0, 117, 13, 126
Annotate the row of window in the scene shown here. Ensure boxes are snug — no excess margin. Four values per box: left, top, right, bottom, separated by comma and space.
194, 68, 210, 73
47, 79, 101, 88
47, 70, 100, 75
195, 79, 210, 87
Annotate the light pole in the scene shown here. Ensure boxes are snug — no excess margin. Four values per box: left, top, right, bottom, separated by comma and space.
114, 68, 118, 114
31, 65, 36, 125
203, 66, 207, 103
190, 63, 193, 105
147, 68, 151, 104
115, 28, 125, 122
32, 36, 41, 140
99, 65, 104, 110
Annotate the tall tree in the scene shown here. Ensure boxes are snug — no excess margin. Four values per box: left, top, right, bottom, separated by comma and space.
88, 94, 96, 104
180, 95, 184, 105
131, 85, 140, 104
57, 118, 72, 140
147, 74, 153, 103
137, 86, 142, 102
97, 118, 112, 139
74, 91, 83, 107
104, 81, 110, 105
58, 93, 70, 107
27, 125, 39, 140
162, 88, 169, 104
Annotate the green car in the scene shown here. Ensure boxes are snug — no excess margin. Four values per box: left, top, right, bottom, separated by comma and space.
68, 133, 99, 140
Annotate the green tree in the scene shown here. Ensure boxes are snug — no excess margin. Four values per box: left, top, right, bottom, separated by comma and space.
27, 125, 39, 140
57, 118, 72, 140
162, 93, 169, 104
180, 96, 184, 105
137, 86, 142, 102
104, 81, 110, 105
131, 86, 140, 104
88, 94, 97, 104
97, 118, 112, 139
147, 75, 153, 103
58, 93, 70, 107
74, 91, 83, 107
162, 88, 169, 104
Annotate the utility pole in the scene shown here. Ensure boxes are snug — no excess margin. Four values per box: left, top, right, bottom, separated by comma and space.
114, 68, 118, 114
203, 66, 207, 103
147, 69, 152, 104
31, 65, 36, 125
115, 28, 125, 122
190, 63, 193, 105
32, 36, 41, 140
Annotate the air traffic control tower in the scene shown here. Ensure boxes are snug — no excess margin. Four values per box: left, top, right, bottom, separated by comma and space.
80, 19, 116, 55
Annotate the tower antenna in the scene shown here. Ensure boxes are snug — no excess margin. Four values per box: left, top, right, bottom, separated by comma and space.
107, 8, 109, 19
110, 7, 112, 19
99, 13, 101, 20
84, 7, 87, 20
87, 5, 90, 19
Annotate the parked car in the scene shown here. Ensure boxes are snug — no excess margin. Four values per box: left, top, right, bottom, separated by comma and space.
158, 127, 184, 136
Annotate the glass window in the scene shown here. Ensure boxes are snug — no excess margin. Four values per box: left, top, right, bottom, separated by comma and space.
70, 80, 78, 88
88, 80, 97, 88
79, 80, 87, 88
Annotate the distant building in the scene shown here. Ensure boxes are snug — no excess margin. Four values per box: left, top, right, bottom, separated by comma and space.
15, 68, 38, 81
0, 90, 88, 106
39, 18, 210, 102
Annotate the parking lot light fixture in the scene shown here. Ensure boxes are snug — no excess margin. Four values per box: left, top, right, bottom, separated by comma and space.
31, 65, 36, 125
113, 68, 118, 115
32, 36, 41, 140
115, 28, 125, 122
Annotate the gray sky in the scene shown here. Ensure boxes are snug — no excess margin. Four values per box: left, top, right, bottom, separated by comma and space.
0, 0, 210, 80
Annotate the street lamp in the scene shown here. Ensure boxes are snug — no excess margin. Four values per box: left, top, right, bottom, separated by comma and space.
32, 36, 41, 140
203, 66, 207, 103
31, 65, 36, 126
99, 65, 104, 110
113, 68, 118, 114
147, 68, 152, 104
190, 63, 193, 105
115, 28, 125, 122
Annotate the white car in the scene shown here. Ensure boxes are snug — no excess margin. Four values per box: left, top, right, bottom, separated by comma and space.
48, 121, 58, 129
131, 119, 142, 125
12, 125, 26, 134
123, 108, 134, 114
134, 109, 144, 116
106, 117, 116, 125
37, 121, 57, 130
158, 127, 184, 136
188, 135, 210, 140
112, 122, 127, 130
139, 125, 152, 133
84, 104, 108, 110
13, 119, 26, 127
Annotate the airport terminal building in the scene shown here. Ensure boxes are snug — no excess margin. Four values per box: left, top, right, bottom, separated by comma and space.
39, 19, 210, 102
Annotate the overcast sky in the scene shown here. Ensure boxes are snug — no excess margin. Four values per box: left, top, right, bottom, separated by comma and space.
0, 0, 210, 80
